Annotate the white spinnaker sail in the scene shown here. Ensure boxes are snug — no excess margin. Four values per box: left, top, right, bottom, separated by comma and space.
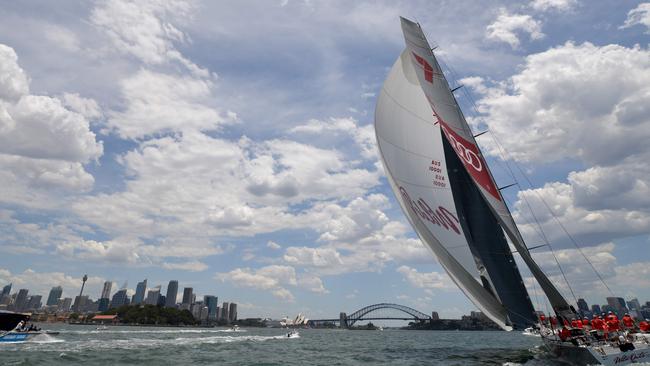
375, 49, 511, 330
399, 17, 571, 315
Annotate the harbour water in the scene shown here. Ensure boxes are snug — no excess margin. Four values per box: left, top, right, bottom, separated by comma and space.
0, 324, 603, 366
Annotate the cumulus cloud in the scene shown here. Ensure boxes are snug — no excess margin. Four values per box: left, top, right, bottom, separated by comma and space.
106, 70, 234, 139
215, 265, 328, 301
290, 117, 377, 160
91, 0, 210, 77
530, 0, 578, 12
486, 10, 544, 48
279, 194, 430, 275
70, 128, 379, 244
471, 42, 650, 165
523, 242, 650, 304
0, 44, 103, 205
620, 3, 650, 33
466, 42, 650, 248
162, 260, 209, 272
397, 265, 455, 290
0, 268, 105, 299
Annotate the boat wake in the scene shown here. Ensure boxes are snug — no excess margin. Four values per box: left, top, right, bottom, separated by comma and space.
59, 328, 247, 335
0, 333, 294, 352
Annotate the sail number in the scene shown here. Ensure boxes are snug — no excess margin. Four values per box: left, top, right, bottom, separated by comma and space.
399, 186, 460, 235
429, 160, 446, 188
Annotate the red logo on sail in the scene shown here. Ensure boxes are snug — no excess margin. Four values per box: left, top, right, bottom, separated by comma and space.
399, 186, 461, 235
439, 122, 501, 201
412, 52, 434, 82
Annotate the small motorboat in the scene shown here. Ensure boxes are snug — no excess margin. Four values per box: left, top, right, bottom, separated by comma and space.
286, 330, 299, 338
96, 325, 109, 331
0, 330, 42, 343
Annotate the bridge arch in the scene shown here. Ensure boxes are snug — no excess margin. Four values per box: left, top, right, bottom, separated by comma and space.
343, 303, 431, 327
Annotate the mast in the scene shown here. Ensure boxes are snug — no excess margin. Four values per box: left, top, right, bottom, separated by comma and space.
398, 17, 574, 319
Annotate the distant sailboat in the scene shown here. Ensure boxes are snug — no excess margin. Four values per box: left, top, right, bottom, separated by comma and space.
374, 16, 650, 365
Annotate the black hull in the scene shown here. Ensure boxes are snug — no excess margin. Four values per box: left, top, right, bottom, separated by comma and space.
0, 311, 30, 331
544, 342, 600, 365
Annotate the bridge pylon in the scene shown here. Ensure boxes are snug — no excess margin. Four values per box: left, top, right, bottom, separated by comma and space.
339, 312, 348, 328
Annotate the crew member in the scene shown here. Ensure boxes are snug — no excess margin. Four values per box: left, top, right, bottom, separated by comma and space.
622, 313, 635, 330
559, 326, 571, 342
582, 317, 591, 329
639, 319, 650, 333
592, 315, 603, 331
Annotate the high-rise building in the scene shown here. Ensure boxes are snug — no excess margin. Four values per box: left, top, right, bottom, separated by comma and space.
14, 289, 28, 312
221, 302, 230, 322
591, 304, 601, 315
229, 302, 237, 322
191, 301, 204, 320
58, 297, 73, 312
110, 289, 129, 308
182, 287, 193, 305
577, 298, 589, 312
204, 295, 218, 321
627, 298, 641, 311
46, 286, 63, 306
165, 280, 178, 308
101, 281, 113, 300
1, 283, 11, 297
26, 295, 42, 310
97, 298, 110, 312
607, 297, 628, 317
145, 286, 161, 305
72, 295, 89, 313
133, 279, 148, 305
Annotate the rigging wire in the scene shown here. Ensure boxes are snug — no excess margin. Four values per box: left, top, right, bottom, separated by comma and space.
440, 54, 615, 299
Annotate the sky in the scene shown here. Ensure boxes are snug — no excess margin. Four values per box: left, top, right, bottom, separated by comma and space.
0, 0, 649, 321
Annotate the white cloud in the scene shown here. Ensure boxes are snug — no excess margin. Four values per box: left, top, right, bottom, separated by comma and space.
43, 24, 81, 52
91, 0, 209, 77
396, 265, 455, 290
162, 260, 209, 272
530, 0, 578, 12
106, 70, 232, 139
215, 265, 328, 301
620, 3, 650, 33
486, 10, 544, 48
471, 42, 650, 165
70, 128, 379, 245
466, 42, 650, 248
284, 247, 344, 268
0, 44, 103, 204
0, 45, 28, 102
290, 117, 377, 160
513, 181, 650, 248
523, 243, 650, 304
60, 93, 102, 120
266, 241, 282, 250
0, 268, 105, 299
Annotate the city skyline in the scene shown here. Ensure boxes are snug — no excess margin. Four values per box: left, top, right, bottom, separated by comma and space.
2, 277, 650, 324
0, 1, 649, 320
1, 277, 239, 323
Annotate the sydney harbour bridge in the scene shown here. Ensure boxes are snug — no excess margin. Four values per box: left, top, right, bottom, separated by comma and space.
309, 303, 432, 328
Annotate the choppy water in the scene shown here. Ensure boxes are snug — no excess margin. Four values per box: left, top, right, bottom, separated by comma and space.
0, 324, 608, 365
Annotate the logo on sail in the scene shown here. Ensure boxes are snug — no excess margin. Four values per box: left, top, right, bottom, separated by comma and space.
399, 186, 461, 235
438, 122, 501, 201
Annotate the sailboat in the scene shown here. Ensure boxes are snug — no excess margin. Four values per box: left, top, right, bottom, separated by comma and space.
374, 17, 650, 365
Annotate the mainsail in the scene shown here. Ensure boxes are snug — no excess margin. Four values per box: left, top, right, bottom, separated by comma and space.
375, 17, 573, 330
